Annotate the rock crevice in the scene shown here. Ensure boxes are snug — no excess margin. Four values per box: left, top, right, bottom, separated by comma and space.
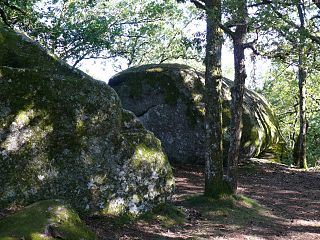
109, 64, 284, 164
135, 104, 160, 118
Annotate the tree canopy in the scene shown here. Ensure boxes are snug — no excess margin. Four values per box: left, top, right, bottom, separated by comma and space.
1, 0, 204, 68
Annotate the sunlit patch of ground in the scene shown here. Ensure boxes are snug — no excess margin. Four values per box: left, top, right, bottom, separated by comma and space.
2, 158, 319, 239
83, 159, 320, 239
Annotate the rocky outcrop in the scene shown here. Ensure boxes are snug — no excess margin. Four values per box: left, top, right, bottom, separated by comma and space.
0, 25, 174, 214
0, 200, 96, 239
109, 64, 284, 164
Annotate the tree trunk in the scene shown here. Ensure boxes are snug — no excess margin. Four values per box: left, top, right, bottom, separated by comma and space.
227, 0, 248, 193
204, 0, 227, 197
294, 0, 308, 169
297, 59, 307, 168
292, 133, 300, 166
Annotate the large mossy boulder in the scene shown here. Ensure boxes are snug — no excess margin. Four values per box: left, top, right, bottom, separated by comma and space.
0, 25, 174, 214
109, 64, 284, 164
0, 200, 96, 240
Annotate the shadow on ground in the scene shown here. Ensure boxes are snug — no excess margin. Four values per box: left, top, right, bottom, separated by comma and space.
85, 159, 320, 239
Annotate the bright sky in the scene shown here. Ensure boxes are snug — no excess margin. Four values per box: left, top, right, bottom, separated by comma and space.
35, 0, 271, 88
75, 7, 271, 88
77, 45, 270, 90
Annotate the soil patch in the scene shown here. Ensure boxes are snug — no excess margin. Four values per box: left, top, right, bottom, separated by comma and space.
85, 158, 320, 239
1, 158, 319, 239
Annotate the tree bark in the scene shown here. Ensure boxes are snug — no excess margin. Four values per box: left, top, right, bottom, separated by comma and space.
204, 0, 227, 197
227, 0, 248, 193
294, 0, 308, 169
297, 56, 307, 168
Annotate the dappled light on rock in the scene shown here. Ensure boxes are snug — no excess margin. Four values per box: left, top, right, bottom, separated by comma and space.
109, 64, 285, 164
0, 24, 174, 215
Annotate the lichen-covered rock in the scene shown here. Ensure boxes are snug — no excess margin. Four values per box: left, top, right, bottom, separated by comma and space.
109, 64, 284, 164
0, 200, 96, 240
0, 24, 174, 214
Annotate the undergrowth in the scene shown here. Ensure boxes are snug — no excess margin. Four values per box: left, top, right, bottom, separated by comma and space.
140, 203, 186, 228
185, 194, 274, 228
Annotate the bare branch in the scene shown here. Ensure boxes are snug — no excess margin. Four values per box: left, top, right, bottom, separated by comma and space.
243, 43, 261, 55
190, 0, 205, 10
310, 14, 320, 21
72, 52, 89, 68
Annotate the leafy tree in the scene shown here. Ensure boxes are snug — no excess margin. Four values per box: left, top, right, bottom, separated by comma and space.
182, 0, 255, 195
251, 0, 320, 168
296, 0, 308, 168
260, 61, 320, 167
179, 0, 227, 197
1, 0, 203, 69
0, 0, 38, 26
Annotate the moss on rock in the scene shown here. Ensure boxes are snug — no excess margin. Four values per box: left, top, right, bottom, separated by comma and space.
109, 64, 285, 164
0, 24, 174, 215
0, 200, 96, 240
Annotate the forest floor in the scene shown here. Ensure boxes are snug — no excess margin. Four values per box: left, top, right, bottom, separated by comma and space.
85, 157, 320, 240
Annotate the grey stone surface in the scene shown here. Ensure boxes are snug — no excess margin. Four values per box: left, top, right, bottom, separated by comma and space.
0, 25, 174, 215
109, 64, 284, 164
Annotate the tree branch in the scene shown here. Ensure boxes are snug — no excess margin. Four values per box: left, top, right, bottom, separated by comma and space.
2, 0, 25, 14
247, 0, 294, 8
190, 0, 205, 10
218, 23, 235, 38
243, 43, 261, 55
310, 14, 320, 21
313, 0, 320, 9
270, 4, 320, 45
0, 0, 25, 26
0, 7, 10, 26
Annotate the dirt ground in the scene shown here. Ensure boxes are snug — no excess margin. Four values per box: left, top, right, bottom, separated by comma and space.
1, 158, 319, 239
86, 158, 320, 240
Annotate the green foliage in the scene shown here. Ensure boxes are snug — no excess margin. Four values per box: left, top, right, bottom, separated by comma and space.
259, 62, 298, 147
5, 0, 203, 69
0, 0, 39, 26
260, 62, 320, 167
251, 0, 319, 63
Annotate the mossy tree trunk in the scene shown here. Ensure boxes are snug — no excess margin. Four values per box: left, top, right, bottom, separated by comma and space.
226, 0, 248, 193
203, 0, 226, 197
294, 0, 308, 169
208, 0, 249, 194
297, 63, 307, 169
